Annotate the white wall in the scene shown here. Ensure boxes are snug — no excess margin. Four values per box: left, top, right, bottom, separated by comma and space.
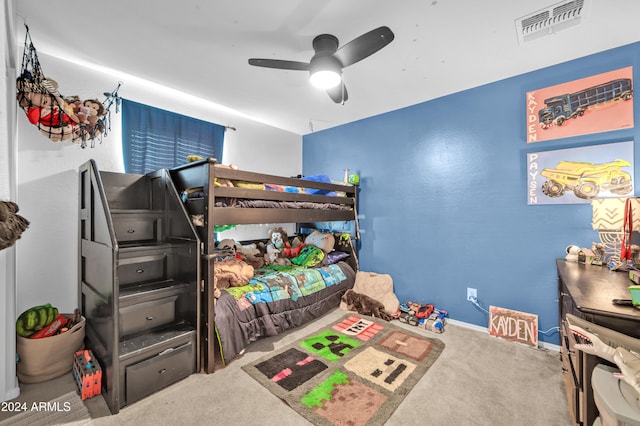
7, 44, 301, 398
1, 0, 20, 403
15, 51, 302, 315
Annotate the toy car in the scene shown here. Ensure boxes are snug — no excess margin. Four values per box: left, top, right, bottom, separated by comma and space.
399, 302, 434, 326
413, 303, 434, 319
398, 303, 419, 326
424, 309, 448, 333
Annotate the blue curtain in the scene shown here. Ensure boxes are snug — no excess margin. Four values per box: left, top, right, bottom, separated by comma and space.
122, 99, 225, 174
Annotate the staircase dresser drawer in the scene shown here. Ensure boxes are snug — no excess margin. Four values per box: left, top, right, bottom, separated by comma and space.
125, 341, 195, 404
113, 215, 157, 243
118, 255, 166, 286
120, 296, 178, 336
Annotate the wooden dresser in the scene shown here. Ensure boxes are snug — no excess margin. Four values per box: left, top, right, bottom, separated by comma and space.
557, 259, 640, 426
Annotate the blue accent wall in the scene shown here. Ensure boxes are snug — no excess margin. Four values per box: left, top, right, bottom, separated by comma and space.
303, 42, 640, 345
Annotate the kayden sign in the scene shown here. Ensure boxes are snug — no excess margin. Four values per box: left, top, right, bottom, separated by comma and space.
488, 306, 538, 347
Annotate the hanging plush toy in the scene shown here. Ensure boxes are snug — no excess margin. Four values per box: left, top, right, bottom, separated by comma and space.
82, 99, 107, 126
16, 26, 119, 148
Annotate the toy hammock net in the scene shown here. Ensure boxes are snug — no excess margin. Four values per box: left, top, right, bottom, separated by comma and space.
16, 26, 120, 148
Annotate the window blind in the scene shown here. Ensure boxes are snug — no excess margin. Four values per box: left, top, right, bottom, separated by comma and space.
122, 99, 225, 174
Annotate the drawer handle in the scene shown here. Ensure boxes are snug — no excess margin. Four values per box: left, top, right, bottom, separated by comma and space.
136, 269, 144, 274
158, 368, 167, 375
127, 229, 135, 233
146, 316, 154, 321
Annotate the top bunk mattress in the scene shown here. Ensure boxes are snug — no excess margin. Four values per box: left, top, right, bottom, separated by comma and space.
170, 158, 358, 225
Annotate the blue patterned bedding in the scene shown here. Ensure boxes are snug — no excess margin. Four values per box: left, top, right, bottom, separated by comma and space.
215, 260, 356, 366
225, 264, 347, 309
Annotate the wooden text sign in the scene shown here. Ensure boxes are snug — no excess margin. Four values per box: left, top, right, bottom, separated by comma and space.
488, 306, 538, 347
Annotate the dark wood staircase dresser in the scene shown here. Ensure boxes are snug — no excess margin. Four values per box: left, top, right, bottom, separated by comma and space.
79, 160, 200, 414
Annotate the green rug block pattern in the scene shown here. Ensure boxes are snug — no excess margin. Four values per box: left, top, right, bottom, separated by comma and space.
300, 370, 350, 409
299, 329, 361, 362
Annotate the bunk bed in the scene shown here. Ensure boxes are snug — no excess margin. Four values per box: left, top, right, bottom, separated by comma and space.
169, 158, 359, 373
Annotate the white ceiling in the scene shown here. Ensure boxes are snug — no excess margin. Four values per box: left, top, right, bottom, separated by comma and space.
13, 0, 640, 135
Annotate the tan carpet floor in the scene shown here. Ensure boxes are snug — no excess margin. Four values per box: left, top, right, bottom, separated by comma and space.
2, 308, 572, 426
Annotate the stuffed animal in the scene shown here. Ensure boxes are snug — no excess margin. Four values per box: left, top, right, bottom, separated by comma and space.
0, 201, 30, 250
218, 238, 265, 269
341, 289, 393, 321
71, 101, 92, 125
17, 77, 82, 143
24, 92, 79, 129
187, 155, 203, 162
241, 246, 265, 269
82, 99, 106, 126
282, 236, 306, 258
38, 123, 79, 142
266, 227, 291, 265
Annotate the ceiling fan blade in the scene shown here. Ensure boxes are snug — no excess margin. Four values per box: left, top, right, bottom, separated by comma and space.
333, 26, 395, 68
248, 58, 309, 71
327, 82, 348, 104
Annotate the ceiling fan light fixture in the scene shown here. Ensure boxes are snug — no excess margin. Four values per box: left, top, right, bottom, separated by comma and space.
248, 26, 394, 102
310, 69, 341, 89
309, 55, 342, 89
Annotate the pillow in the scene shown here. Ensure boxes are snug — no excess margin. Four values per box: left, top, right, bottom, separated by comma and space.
301, 174, 337, 196
340, 271, 400, 316
327, 251, 349, 264
291, 245, 325, 267
305, 231, 335, 253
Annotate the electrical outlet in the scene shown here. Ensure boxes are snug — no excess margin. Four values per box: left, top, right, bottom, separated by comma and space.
467, 288, 477, 301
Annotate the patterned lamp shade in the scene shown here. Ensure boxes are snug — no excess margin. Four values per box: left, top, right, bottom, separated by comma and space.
591, 197, 640, 263
591, 198, 640, 230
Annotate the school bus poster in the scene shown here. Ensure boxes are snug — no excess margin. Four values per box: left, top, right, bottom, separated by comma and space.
526, 67, 634, 143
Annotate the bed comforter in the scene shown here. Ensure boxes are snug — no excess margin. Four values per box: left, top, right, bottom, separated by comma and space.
214, 261, 356, 364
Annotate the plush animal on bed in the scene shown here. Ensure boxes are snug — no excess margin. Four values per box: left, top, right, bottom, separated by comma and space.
341, 289, 393, 321
266, 227, 306, 265
218, 238, 265, 269
238, 242, 265, 269
265, 227, 287, 265
213, 258, 255, 298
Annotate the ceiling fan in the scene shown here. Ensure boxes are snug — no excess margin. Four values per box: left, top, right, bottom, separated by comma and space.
248, 26, 394, 104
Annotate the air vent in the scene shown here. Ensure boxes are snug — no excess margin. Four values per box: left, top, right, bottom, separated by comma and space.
515, 0, 588, 45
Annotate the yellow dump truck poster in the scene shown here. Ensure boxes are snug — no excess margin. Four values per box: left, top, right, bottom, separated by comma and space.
526, 67, 634, 143
527, 141, 634, 205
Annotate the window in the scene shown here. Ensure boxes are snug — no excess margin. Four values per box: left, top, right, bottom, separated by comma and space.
122, 99, 225, 174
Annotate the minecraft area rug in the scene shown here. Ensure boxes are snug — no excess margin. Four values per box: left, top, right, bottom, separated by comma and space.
242, 315, 445, 426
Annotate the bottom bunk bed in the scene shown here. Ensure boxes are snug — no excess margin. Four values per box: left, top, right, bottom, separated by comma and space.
167, 158, 360, 371
214, 261, 356, 364
211, 232, 358, 366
